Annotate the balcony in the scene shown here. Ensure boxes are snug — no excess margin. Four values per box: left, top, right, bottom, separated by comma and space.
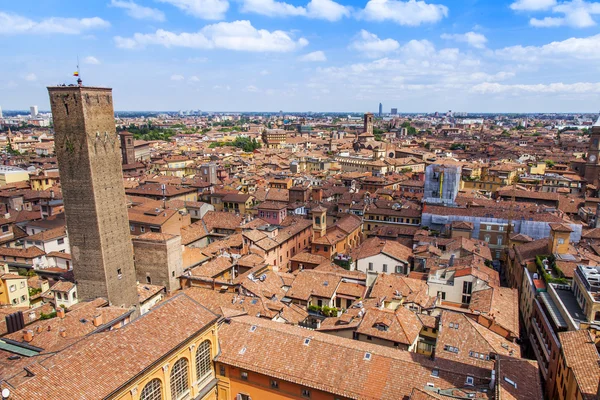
531, 317, 550, 361
529, 332, 549, 379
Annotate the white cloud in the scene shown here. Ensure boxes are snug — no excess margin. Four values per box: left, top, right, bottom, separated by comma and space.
110, 0, 166, 21
308, 39, 517, 106
189, 75, 200, 81
157, 0, 229, 20
260, 69, 271, 75
187, 56, 208, 63
399, 39, 436, 56
440, 31, 487, 49
83, 56, 100, 65
359, 0, 448, 26
510, 0, 556, 11
472, 81, 600, 94
245, 85, 259, 92
496, 33, 600, 60
24, 73, 37, 81
171, 74, 185, 80
529, 16, 564, 26
239, 0, 350, 20
299, 50, 327, 61
240, 0, 305, 17
306, 0, 351, 21
349, 30, 399, 58
114, 20, 308, 52
0, 12, 110, 35
517, 0, 600, 28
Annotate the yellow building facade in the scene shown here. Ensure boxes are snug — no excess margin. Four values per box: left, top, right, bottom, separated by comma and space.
113, 325, 219, 400
0, 268, 29, 307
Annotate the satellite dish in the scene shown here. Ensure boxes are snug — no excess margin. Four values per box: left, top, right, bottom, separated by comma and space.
2, 388, 10, 398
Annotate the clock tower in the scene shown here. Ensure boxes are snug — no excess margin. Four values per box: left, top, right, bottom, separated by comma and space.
585, 115, 600, 187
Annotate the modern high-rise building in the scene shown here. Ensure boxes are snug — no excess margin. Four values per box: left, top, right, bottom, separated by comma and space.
30, 105, 38, 117
391, 108, 398, 115
47, 85, 139, 314
0, 106, 3, 118
378, 103, 382, 117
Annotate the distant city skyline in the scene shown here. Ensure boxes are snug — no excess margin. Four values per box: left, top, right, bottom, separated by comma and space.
3, 0, 600, 112
2, 108, 600, 116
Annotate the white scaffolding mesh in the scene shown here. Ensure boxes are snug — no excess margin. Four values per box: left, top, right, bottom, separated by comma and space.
424, 164, 461, 206
422, 213, 582, 243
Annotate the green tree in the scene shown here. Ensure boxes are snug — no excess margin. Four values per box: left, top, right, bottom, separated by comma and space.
6, 142, 20, 156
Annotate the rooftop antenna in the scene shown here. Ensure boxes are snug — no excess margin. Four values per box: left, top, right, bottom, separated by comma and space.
74, 55, 82, 87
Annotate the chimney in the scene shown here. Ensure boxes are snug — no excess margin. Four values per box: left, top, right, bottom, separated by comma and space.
92, 314, 103, 327
59, 329, 66, 338
57, 307, 65, 319
36, 325, 42, 334
23, 329, 33, 342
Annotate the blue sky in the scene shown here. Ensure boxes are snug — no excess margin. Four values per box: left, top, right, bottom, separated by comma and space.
2, 0, 600, 112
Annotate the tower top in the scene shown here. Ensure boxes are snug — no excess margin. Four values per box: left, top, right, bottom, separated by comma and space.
594, 113, 600, 127
47, 85, 111, 91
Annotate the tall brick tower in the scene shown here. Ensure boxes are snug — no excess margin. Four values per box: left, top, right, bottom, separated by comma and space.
48, 85, 139, 314
363, 112, 374, 135
585, 116, 600, 187
119, 131, 135, 165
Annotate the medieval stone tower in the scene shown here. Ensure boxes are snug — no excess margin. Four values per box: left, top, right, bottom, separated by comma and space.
119, 131, 135, 165
364, 112, 374, 135
47, 85, 139, 314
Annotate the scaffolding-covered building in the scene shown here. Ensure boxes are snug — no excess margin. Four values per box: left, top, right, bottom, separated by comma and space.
423, 164, 461, 206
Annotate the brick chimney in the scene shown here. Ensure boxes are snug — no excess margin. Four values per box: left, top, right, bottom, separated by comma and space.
23, 329, 33, 342
57, 307, 65, 319
59, 329, 66, 338
35, 325, 42, 333
92, 314, 103, 327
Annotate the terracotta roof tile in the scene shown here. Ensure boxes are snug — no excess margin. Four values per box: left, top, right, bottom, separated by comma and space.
4, 293, 218, 399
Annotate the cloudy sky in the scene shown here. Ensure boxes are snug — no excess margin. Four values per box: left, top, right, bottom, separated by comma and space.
2, 0, 600, 112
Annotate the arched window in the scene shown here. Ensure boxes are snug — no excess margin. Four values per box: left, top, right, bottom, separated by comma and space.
196, 340, 212, 381
140, 379, 162, 400
170, 358, 189, 399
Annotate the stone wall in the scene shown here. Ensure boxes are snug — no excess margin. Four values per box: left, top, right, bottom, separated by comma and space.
133, 233, 183, 292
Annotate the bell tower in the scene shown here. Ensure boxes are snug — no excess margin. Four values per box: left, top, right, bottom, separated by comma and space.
312, 205, 327, 240
585, 115, 600, 187
364, 112, 374, 135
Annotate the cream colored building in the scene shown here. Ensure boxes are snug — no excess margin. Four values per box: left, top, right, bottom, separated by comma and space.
0, 166, 29, 187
